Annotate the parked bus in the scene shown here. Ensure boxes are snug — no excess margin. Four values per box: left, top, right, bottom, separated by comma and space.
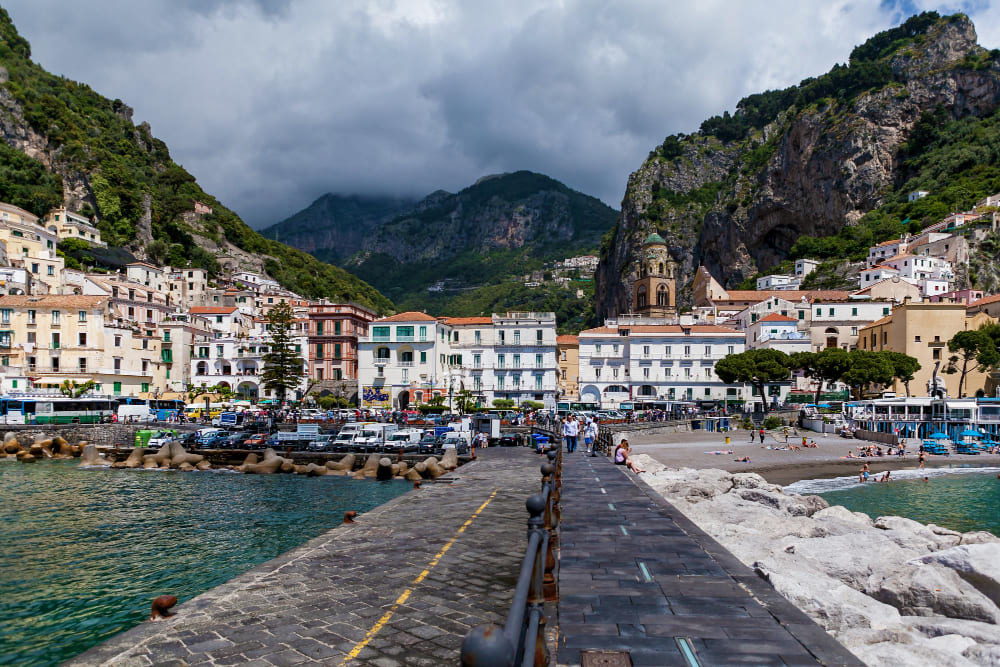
0, 397, 117, 424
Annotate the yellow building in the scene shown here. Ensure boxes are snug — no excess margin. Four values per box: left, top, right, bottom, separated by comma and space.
0, 294, 168, 396
0, 202, 64, 292
556, 334, 579, 400
857, 299, 996, 397
42, 207, 106, 247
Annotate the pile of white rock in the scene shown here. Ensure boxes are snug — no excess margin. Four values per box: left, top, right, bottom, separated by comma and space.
633, 455, 1000, 666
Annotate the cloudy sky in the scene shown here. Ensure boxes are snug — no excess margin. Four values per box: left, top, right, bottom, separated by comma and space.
4, 0, 998, 228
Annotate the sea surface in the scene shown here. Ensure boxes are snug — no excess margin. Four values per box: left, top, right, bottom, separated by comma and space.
0, 459, 410, 666
786, 466, 1000, 536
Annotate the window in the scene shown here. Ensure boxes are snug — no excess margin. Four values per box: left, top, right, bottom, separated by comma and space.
851, 327, 858, 335
815, 308, 821, 317
933, 348, 941, 360
164, 331, 170, 342
0, 309, 8, 325
535, 353, 543, 368
372, 326, 390, 339
77, 358, 86, 372
915, 335, 921, 343
114, 335, 122, 347
883, 307, 890, 316
595, 368, 601, 379
474, 330, 481, 345
418, 325, 426, 341
420, 351, 427, 363
27, 310, 35, 324
727, 345, 735, 355
52, 310, 60, 325
216, 344, 224, 357
51, 357, 59, 371
513, 354, 521, 368
316, 321, 324, 335
665, 345, 672, 356
78, 333, 87, 346
27, 332, 34, 344
114, 358, 121, 371
396, 326, 414, 340
113, 382, 122, 395
612, 368, 619, 379
595, 343, 602, 354
683, 345, 691, 356
316, 343, 324, 359
798, 310, 805, 320
51, 333, 60, 349
497, 354, 505, 368
141, 339, 148, 350
535, 375, 542, 390
828, 308, 835, 316
514, 330, 520, 345
162, 349, 173, 363
335, 320, 343, 336
401, 369, 408, 383
498, 375, 506, 389
704, 345, 711, 355
128, 307, 135, 318
536, 330, 543, 343
334, 343, 341, 359
47, 265, 54, 276
31, 263, 38, 273
643, 367, 649, 378
851, 307, 857, 316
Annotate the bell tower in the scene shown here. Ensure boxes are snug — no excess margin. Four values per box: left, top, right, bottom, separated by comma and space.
632, 232, 676, 318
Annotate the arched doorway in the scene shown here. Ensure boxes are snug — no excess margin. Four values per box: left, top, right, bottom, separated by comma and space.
236, 382, 258, 400
397, 390, 410, 410
825, 327, 838, 349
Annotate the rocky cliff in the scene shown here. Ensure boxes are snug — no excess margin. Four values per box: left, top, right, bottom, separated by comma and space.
596, 12, 1000, 318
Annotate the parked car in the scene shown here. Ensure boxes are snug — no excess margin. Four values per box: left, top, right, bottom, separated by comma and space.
243, 432, 269, 449
307, 435, 335, 451
145, 429, 180, 449
418, 433, 440, 455
200, 432, 231, 448
497, 433, 522, 447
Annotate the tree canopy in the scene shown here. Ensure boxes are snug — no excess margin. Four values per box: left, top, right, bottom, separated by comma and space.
715, 349, 791, 412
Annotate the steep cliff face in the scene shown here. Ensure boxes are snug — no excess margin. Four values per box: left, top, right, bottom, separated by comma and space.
596, 13, 1000, 318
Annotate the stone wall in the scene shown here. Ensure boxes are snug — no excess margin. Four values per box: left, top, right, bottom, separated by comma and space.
1, 424, 140, 446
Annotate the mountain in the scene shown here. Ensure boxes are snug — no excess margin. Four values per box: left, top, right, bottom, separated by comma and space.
268, 171, 619, 330
595, 12, 1000, 318
260, 194, 414, 264
0, 9, 393, 313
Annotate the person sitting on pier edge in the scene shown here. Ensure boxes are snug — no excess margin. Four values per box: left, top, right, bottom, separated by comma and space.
614, 438, 645, 474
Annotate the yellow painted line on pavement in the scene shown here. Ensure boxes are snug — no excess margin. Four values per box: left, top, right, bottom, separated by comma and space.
338, 488, 500, 664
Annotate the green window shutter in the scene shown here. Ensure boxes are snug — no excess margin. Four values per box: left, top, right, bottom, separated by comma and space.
334, 343, 341, 359
113, 382, 122, 394
141, 383, 149, 393
316, 343, 323, 359
317, 321, 323, 335
420, 351, 426, 363
335, 321, 342, 335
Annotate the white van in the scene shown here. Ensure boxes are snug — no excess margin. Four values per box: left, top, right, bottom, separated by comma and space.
331, 421, 374, 451
354, 423, 398, 450
384, 428, 422, 452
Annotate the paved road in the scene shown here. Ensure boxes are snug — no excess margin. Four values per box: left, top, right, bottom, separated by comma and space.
69, 447, 544, 666
556, 451, 861, 666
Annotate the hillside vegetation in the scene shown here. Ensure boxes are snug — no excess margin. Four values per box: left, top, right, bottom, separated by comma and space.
0, 9, 392, 312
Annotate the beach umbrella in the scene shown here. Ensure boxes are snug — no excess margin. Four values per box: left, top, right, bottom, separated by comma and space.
929, 432, 949, 439
959, 429, 982, 437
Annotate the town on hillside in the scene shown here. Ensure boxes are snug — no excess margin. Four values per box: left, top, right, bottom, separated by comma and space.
1, 193, 1000, 431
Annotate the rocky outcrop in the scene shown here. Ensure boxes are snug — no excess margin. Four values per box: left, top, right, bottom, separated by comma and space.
596, 14, 1000, 317
635, 457, 1000, 665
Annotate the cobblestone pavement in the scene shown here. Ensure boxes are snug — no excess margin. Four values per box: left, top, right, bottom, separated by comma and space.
69, 447, 545, 666
556, 451, 861, 667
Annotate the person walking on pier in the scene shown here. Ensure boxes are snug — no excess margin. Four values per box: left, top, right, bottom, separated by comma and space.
584, 419, 598, 456
563, 414, 580, 453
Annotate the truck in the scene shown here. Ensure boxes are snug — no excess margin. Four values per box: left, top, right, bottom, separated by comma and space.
266, 424, 321, 450
330, 422, 373, 452
353, 423, 398, 452
213, 411, 246, 428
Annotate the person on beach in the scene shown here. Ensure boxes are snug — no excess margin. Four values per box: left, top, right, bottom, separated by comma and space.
758, 427, 765, 443
614, 439, 645, 473
749, 428, 755, 443
918, 450, 926, 469
860, 463, 870, 482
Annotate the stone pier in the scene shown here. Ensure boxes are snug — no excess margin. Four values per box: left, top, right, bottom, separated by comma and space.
69, 447, 544, 666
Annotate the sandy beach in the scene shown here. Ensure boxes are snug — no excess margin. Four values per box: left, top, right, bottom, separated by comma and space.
622, 428, 1000, 486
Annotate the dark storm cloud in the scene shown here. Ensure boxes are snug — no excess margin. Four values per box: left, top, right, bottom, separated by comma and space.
3, 1, 998, 228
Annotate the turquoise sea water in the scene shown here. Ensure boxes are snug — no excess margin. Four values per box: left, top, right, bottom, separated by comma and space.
788, 467, 1000, 536
0, 460, 409, 666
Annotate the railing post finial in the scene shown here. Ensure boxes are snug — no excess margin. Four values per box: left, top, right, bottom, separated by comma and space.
460, 624, 515, 666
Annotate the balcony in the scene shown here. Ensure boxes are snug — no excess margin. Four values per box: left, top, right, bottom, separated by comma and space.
372, 336, 390, 343
398, 361, 414, 367
396, 336, 415, 342
374, 358, 389, 366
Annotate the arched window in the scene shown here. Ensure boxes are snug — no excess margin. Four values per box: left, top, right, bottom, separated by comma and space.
400, 350, 413, 362
636, 285, 647, 308
375, 347, 390, 359
658, 262, 664, 275
657, 284, 669, 306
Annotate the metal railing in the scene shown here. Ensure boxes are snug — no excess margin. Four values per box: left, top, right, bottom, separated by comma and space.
461, 440, 561, 666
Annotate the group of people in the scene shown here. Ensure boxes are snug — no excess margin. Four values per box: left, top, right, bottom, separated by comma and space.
859, 463, 893, 483
560, 414, 599, 455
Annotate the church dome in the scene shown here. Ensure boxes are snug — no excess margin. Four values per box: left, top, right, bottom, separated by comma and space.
642, 232, 666, 246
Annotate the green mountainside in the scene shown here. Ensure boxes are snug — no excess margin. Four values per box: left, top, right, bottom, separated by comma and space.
596, 11, 1000, 316
267, 171, 617, 332
0, 9, 392, 312
260, 194, 415, 264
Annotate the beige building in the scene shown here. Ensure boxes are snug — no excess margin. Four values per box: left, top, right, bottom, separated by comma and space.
857, 300, 996, 398
167, 267, 210, 308
0, 202, 64, 292
0, 294, 166, 396
556, 334, 579, 401
852, 276, 922, 303
42, 207, 106, 247
968, 294, 1000, 320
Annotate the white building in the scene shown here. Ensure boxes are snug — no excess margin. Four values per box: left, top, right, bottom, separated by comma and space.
866, 238, 908, 267
908, 190, 929, 202
755, 274, 801, 290
794, 259, 819, 279
747, 313, 809, 353
357, 312, 451, 410
577, 321, 754, 408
